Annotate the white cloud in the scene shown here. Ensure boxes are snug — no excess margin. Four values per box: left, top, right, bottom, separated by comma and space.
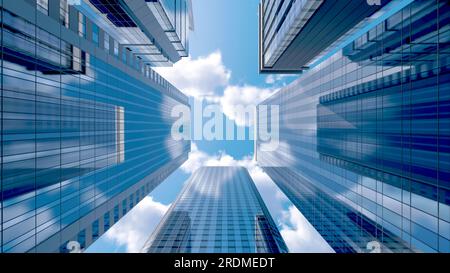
279, 206, 335, 253
154, 51, 231, 99
180, 143, 211, 173
155, 51, 279, 127
249, 165, 288, 214
104, 196, 170, 253
220, 85, 276, 127
265, 74, 297, 84
180, 142, 254, 174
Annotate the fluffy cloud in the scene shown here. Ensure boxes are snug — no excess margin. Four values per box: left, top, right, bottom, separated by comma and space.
220, 85, 276, 127
104, 196, 170, 253
155, 51, 278, 127
249, 165, 289, 216
154, 51, 231, 99
279, 206, 334, 253
180, 143, 211, 173
180, 143, 253, 174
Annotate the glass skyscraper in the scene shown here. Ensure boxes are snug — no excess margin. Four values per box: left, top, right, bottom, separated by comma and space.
257, 0, 449, 252
142, 167, 288, 253
258, 0, 390, 73
85, 0, 193, 66
0, 0, 191, 252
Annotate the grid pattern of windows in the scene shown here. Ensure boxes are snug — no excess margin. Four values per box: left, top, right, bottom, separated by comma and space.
32, 2, 180, 91
258, 0, 387, 72
261, 0, 323, 67
257, 0, 450, 253
142, 167, 288, 253
147, 0, 192, 57
255, 214, 287, 253
264, 167, 412, 253
0, 6, 190, 253
89, 0, 137, 27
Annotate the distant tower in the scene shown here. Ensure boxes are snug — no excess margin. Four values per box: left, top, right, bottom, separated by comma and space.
142, 166, 288, 253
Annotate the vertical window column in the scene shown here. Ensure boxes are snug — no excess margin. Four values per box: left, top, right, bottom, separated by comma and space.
60, 0, 69, 27
78, 12, 86, 38
92, 24, 99, 46
104, 32, 110, 53
113, 39, 119, 57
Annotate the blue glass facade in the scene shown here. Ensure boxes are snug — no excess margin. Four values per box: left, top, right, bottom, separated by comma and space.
259, 0, 389, 73
142, 167, 288, 253
82, 0, 193, 66
0, 0, 190, 252
257, 0, 450, 252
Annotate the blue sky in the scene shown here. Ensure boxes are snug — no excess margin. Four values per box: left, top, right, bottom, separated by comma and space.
87, 0, 332, 253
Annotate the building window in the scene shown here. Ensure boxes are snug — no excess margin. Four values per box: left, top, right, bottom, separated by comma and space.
78, 12, 86, 38
113, 205, 119, 223
122, 199, 127, 215
104, 212, 110, 232
116, 106, 125, 163
77, 230, 86, 250
92, 220, 99, 241
72, 46, 82, 72
129, 194, 134, 210
104, 32, 110, 52
113, 40, 119, 56
136, 56, 142, 71
60, 0, 69, 27
122, 47, 130, 64
37, 0, 49, 15
92, 24, 99, 46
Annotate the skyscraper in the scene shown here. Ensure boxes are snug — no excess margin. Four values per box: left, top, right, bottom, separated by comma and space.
142, 167, 288, 253
258, 0, 390, 73
257, 0, 450, 252
0, 0, 192, 252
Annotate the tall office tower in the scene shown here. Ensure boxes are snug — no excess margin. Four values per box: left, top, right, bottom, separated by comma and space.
142, 167, 288, 253
259, 0, 391, 73
257, 0, 450, 252
0, 0, 192, 252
